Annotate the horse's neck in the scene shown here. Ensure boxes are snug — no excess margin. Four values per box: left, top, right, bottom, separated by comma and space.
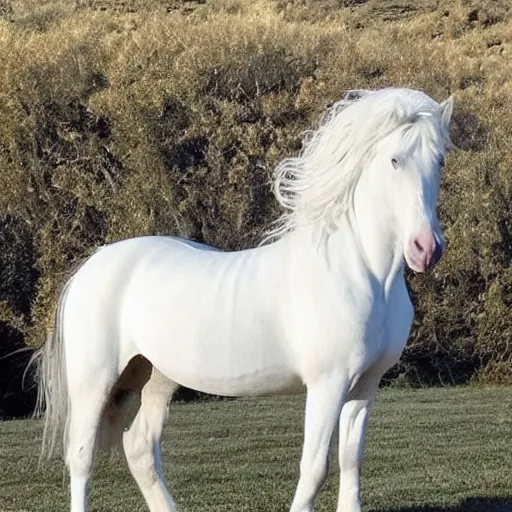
281, 212, 403, 296
346, 183, 405, 290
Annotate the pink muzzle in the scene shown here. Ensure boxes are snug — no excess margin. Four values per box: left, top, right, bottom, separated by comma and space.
408, 225, 444, 272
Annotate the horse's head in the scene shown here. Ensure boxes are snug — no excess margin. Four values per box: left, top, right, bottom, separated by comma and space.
268, 88, 453, 275
360, 91, 453, 273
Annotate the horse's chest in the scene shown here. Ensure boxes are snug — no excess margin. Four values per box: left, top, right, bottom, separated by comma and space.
329, 278, 413, 374
362, 281, 414, 371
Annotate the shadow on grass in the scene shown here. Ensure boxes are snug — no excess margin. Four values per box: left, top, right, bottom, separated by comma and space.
384, 497, 512, 512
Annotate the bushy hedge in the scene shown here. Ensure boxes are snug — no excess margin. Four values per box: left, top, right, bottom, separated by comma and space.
1, 0, 511, 415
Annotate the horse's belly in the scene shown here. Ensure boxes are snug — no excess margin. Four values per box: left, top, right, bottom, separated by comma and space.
142, 330, 304, 397
160, 358, 305, 397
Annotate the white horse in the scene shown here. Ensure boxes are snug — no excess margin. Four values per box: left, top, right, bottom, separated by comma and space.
36, 87, 453, 512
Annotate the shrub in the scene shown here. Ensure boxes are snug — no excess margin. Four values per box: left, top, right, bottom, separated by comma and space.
0, 0, 511, 414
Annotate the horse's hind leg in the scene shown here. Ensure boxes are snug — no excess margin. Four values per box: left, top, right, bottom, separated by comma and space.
123, 363, 178, 512
67, 374, 113, 512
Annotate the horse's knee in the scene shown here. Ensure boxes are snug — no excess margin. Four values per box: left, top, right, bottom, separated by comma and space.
123, 410, 152, 456
66, 433, 96, 476
300, 453, 329, 489
123, 424, 159, 486
66, 397, 107, 472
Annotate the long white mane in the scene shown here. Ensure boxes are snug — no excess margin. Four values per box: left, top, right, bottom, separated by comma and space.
266, 88, 449, 241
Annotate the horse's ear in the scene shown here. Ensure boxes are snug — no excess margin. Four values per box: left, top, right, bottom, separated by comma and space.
439, 97, 454, 131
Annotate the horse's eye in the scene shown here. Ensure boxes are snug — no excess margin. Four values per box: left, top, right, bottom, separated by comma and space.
391, 157, 399, 168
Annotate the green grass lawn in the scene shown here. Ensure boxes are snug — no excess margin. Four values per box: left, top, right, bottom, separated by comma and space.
1, 387, 511, 512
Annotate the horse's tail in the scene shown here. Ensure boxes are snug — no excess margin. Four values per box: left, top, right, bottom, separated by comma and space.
32, 275, 76, 461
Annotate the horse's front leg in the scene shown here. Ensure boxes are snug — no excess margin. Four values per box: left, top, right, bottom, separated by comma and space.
336, 373, 380, 512
290, 374, 349, 512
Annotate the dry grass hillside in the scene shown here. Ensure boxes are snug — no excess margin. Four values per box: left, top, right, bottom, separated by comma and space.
0, 0, 511, 407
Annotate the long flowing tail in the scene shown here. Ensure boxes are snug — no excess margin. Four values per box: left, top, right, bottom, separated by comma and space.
32, 276, 75, 460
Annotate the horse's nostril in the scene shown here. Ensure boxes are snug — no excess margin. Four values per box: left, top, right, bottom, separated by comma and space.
414, 239, 425, 253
